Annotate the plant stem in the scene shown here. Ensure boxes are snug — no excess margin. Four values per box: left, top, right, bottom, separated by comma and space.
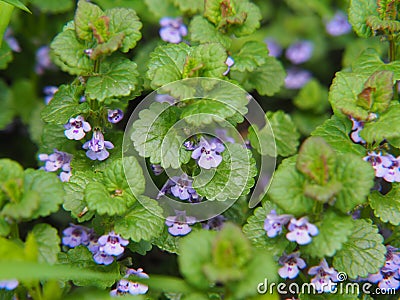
10, 221, 20, 239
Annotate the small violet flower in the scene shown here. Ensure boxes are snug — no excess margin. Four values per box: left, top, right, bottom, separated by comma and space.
191, 136, 225, 169
284, 68, 312, 90
151, 164, 164, 176
110, 268, 149, 296
263, 209, 292, 238
0, 279, 18, 290
286, 217, 318, 245
202, 215, 226, 231
215, 128, 235, 144
155, 93, 176, 105
107, 109, 124, 124
43, 86, 59, 105
159, 17, 187, 44
278, 252, 306, 279
383, 155, 400, 183
4, 28, 21, 53
223, 56, 234, 76
157, 173, 200, 202
325, 11, 352, 36
93, 249, 115, 265
35, 45, 56, 74
363, 152, 393, 178
97, 231, 129, 256
82, 130, 114, 161
349, 117, 366, 144
308, 259, 339, 293
62, 224, 90, 248
264, 38, 282, 57
64, 115, 91, 140
38, 149, 72, 182
165, 210, 196, 236
285, 40, 314, 65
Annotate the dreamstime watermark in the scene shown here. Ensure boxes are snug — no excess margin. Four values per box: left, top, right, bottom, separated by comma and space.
257, 272, 397, 296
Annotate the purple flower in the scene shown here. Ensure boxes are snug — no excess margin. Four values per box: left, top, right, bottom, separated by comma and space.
325, 11, 352, 36
38, 149, 72, 182
43, 86, 59, 105
368, 272, 400, 290
0, 279, 18, 290
223, 56, 234, 76
278, 252, 306, 279
97, 231, 129, 256
308, 259, 339, 293
82, 130, 114, 161
202, 215, 226, 231
286, 217, 318, 245
155, 93, 176, 105
4, 28, 21, 53
62, 224, 90, 248
93, 249, 115, 265
165, 210, 196, 236
383, 246, 400, 273
383, 155, 400, 183
35, 46, 56, 74
215, 129, 235, 144
111, 268, 149, 296
349, 117, 366, 144
157, 173, 200, 202
191, 137, 225, 169
264, 38, 282, 57
159, 17, 187, 43
263, 209, 292, 238
151, 164, 164, 176
363, 152, 392, 178
64, 115, 91, 140
284, 68, 312, 89
285, 40, 314, 64
107, 109, 124, 124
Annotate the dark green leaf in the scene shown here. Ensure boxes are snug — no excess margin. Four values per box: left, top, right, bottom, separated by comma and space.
369, 184, 400, 225
31, 224, 60, 264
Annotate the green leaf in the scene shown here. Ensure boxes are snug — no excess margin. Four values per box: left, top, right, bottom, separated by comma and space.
63, 171, 95, 222
75, 0, 105, 41
0, 218, 10, 236
130, 102, 184, 168
40, 124, 71, 153
311, 115, 366, 156
178, 230, 216, 290
1, 190, 40, 219
90, 33, 124, 60
369, 184, 400, 225
293, 79, 329, 114
352, 48, 400, 80
31, 224, 60, 264
23, 169, 65, 219
193, 143, 257, 201
152, 225, 181, 254
0, 159, 23, 182
173, 0, 203, 14
242, 200, 290, 256
0, 42, 13, 70
0, 0, 30, 12
12, 79, 39, 125
51, 27, 94, 75
249, 110, 300, 157
356, 71, 393, 113
268, 156, 314, 216
189, 16, 231, 49
0, 80, 14, 129
360, 102, 400, 143
348, 0, 378, 38
328, 71, 370, 120
187, 43, 227, 79
231, 41, 269, 72
85, 181, 133, 216
147, 43, 190, 89
105, 7, 142, 52
296, 137, 336, 185
144, 0, 180, 18
302, 210, 354, 258
334, 154, 375, 213
29, 0, 73, 13
333, 219, 386, 279
127, 240, 152, 255
85, 57, 141, 101
41, 85, 86, 125
59, 246, 119, 288
110, 156, 145, 196
231, 57, 285, 96
114, 196, 164, 242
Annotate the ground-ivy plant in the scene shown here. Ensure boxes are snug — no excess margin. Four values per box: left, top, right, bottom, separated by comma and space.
0, 0, 400, 299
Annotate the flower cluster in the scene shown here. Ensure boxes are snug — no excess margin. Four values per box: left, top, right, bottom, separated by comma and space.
0, 279, 18, 291
363, 152, 400, 183
308, 259, 339, 293
278, 252, 306, 279
157, 173, 200, 202
264, 210, 318, 245
159, 17, 187, 43
110, 268, 149, 296
62, 225, 129, 266
165, 210, 196, 236
82, 129, 114, 161
38, 149, 72, 182
365, 246, 400, 290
